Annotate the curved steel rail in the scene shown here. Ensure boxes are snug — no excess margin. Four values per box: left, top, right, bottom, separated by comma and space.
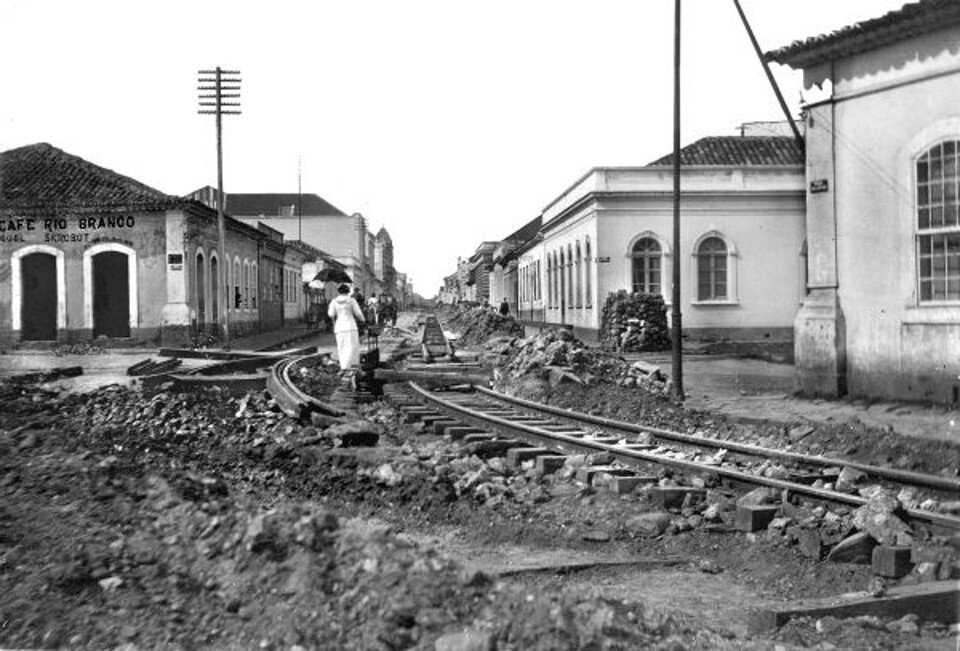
409, 382, 960, 532
268, 354, 346, 420
474, 386, 960, 494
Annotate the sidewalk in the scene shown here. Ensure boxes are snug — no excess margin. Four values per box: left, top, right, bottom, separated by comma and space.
0, 323, 338, 392
629, 351, 959, 444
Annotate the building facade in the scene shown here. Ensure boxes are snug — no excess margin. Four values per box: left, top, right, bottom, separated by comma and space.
527, 136, 805, 340
0, 143, 276, 346
769, 0, 960, 403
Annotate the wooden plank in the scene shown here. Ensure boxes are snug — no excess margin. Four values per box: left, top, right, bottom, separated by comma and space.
748, 581, 960, 634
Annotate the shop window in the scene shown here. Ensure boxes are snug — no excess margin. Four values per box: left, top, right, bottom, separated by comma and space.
632, 237, 662, 294
917, 139, 960, 302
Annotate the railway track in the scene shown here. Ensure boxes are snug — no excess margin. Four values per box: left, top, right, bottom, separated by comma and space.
384, 381, 960, 535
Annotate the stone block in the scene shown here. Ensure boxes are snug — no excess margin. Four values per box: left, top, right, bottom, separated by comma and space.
603, 475, 657, 495
575, 465, 635, 485
652, 487, 707, 510
535, 455, 568, 475
505, 447, 550, 467
401, 409, 435, 423
465, 439, 524, 460
445, 426, 484, 440
735, 504, 780, 532
431, 419, 459, 435
872, 546, 914, 578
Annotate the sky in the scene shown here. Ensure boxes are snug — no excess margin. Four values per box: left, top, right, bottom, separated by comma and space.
0, 0, 908, 295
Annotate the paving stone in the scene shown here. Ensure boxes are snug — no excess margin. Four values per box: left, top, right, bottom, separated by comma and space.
431, 419, 459, 435
465, 439, 524, 460
652, 487, 706, 510
601, 475, 657, 495
535, 455, 568, 475
444, 426, 484, 440
872, 545, 914, 578
401, 409, 436, 423
505, 447, 550, 467
576, 465, 635, 484
736, 505, 780, 532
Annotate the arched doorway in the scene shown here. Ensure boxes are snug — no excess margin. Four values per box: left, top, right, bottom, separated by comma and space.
210, 254, 219, 327
21, 252, 58, 340
92, 251, 130, 337
196, 251, 206, 329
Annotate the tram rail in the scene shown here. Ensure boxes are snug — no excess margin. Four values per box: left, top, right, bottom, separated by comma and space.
397, 381, 960, 534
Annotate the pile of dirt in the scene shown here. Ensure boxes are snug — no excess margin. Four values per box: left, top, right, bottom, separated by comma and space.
484, 327, 670, 398
442, 305, 524, 347
600, 290, 671, 352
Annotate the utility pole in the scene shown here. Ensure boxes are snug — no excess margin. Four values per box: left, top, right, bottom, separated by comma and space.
198, 67, 241, 348
297, 155, 303, 242
671, 0, 685, 401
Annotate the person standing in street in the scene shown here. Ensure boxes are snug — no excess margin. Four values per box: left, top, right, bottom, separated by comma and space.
328, 284, 366, 370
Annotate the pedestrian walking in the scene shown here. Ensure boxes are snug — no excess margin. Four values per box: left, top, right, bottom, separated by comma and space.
328, 284, 366, 370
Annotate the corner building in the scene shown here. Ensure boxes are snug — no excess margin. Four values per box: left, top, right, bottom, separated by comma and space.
0, 143, 270, 346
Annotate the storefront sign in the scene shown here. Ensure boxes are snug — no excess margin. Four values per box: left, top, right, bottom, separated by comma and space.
0, 215, 137, 244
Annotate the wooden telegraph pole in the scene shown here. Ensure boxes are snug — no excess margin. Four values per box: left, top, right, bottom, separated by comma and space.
671, 0, 685, 401
198, 67, 241, 348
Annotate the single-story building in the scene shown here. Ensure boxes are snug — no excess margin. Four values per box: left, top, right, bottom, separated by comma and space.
519, 133, 806, 341
0, 142, 278, 345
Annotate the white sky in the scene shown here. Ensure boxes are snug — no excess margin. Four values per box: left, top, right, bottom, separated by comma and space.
0, 0, 907, 295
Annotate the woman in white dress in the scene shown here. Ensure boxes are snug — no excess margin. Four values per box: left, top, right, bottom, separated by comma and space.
327, 284, 366, 370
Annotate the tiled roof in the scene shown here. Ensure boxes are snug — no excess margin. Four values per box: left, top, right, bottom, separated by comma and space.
647, 136, 802, 167
502, 215, 542, 244
226, 193, 346, 217
0, 142, 178, 210
767, 0, 960, 68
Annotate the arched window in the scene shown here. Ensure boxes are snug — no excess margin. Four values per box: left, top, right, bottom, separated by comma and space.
233, 258, 242, 310
552, 251, 559, 306
545, 256, 552, 308
196, 250, 206, 325
251, 263, 258, 309
584, 237, 592, 307
243, 260, 251, 309
567, 244, 574, 306
632, 238, 662, 294
697, 237, 727, 301
575, 241, 582, 308
917, 139, 960, 302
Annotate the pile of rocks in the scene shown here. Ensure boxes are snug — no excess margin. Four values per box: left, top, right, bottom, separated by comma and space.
442, 305, 524, 347
484, 327, 670, 396
599, 291, 670, 352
